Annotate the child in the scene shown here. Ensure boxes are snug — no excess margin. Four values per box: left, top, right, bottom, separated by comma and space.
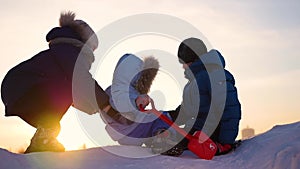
101, 54, 176, 152
1, 11, 118, 153
150, 37, 242, 157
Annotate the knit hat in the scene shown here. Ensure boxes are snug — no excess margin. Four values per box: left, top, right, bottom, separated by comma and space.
59, 11, 98, 51
177, 37, 207, 64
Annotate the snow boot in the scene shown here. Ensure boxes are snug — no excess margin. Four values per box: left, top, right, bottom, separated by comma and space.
150, 129, 177, 155
161, 138, 188, 157
215, 143, 232, 155
24, 125, 65, 153
215, 140, 242, 156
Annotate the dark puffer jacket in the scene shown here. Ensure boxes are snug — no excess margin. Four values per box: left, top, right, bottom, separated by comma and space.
1, 27, 109, 127
177, 49, 241, 144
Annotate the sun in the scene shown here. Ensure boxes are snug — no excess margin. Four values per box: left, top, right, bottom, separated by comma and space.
57, 108, 94, 151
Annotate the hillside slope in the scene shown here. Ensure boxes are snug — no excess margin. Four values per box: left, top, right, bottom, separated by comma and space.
0, 122, 299, 169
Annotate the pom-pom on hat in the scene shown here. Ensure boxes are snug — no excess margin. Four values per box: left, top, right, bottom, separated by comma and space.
59, 11, 98, 51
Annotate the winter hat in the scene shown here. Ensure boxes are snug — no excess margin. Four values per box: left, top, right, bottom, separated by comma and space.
59, 11, 98, 51
178, 37, 207, 64
135, 56, 160, 94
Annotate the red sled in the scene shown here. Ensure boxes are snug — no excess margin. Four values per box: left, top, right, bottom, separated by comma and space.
140, 105, 217, 160
188, 131, 217, 160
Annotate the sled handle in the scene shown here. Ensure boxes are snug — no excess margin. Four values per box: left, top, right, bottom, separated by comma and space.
139, 105, 193, 140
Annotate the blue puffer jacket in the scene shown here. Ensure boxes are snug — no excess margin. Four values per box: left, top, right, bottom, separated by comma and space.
180, 49, 241, 144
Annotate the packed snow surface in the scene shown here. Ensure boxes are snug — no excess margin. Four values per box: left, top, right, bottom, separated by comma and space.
0, 122, 299, 169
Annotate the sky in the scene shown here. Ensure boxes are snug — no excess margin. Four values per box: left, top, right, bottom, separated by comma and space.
0, 0, 299, 152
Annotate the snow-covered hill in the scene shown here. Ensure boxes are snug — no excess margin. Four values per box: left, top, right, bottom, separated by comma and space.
0, 122, 299, 169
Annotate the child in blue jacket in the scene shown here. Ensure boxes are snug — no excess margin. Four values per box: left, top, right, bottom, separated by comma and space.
149, 37, 241, 157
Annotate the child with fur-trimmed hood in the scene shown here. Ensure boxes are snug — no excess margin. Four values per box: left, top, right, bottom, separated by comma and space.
1, 11, 118, 153
102, 54, 176, 149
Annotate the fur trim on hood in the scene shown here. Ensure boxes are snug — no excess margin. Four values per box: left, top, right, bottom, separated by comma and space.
59, 11, 98, 50
135, 56, 160, 94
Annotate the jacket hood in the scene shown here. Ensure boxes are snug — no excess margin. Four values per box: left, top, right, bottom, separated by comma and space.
113, 54, 143, 88
191, 49, 225, 70
199, 49, 225, 67
135, 56, 159, 94
112, 54, 159, 94
185, 50, 226, 79
46, 27, 82, 42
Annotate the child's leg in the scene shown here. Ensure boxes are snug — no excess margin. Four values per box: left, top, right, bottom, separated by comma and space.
12, 84, 71, 128
12, 85, 71, 153
149, 112, 183, 155
150, 112, 176, 137
117, 122, 154, 146
117, 112, 173, 146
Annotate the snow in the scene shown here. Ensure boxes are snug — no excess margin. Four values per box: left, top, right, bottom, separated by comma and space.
0, 122, 299, 169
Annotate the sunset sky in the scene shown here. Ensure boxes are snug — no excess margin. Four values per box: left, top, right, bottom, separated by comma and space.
0, 0, 299, 152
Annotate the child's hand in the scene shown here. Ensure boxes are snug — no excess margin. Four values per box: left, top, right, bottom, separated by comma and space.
136, 94, 150, 111
140, 99, 159, 114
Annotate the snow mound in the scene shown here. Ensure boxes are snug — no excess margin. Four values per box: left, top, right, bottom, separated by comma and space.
0, 122, 299, 169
